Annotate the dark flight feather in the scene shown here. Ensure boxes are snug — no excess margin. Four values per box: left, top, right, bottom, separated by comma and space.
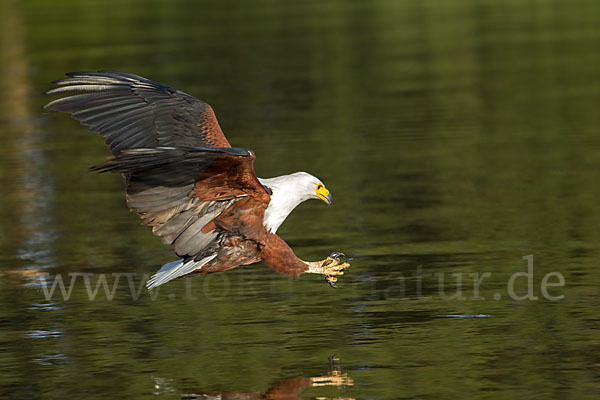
45, 70, 231, 152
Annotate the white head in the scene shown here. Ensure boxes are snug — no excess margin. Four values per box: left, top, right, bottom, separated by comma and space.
258, 172, 332, 233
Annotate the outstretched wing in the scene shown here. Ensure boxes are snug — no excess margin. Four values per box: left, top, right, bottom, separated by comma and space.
91, 146, 270, 260
44, 71, 231, 153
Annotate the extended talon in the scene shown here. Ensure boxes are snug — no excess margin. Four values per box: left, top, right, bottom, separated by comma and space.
311, 370, 354, 387
322, 253, 350, 288
325, 275, 339, 288
305, 252, 351, 287
323, 251, 347, 267
322, 260, 350, 275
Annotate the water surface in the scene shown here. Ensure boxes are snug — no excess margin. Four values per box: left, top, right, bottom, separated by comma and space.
1, 0, 600, 398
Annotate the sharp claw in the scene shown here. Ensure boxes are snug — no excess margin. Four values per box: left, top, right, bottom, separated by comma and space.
337, 262, 350, 272
325, 276, 339, 288
317, 252, 350, 287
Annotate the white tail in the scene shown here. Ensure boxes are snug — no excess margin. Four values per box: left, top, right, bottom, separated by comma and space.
146, 254, 217, 290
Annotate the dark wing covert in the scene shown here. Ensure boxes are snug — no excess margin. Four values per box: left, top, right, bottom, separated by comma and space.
91, 146, 269, 260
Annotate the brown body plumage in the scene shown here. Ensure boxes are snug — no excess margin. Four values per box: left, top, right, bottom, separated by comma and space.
45, 71, 349, 289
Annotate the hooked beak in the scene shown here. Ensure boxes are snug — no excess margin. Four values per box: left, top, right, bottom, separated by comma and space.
316, 184, 332, 205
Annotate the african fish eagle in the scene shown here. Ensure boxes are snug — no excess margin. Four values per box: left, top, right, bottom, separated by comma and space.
44, 71, 349, 289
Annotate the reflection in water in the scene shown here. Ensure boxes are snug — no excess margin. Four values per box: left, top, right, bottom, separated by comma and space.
0, 0, 56, 279
1, 0, 600, 399
179, 357, 353, 400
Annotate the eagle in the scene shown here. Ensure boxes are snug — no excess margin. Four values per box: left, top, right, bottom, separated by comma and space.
45, 71, 349, 289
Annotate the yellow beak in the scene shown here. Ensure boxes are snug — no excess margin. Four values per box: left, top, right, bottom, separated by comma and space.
317, 185, 332, 205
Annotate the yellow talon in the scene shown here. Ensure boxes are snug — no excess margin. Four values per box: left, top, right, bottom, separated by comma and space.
305, 252, 350, 287
311, 370, 354, 387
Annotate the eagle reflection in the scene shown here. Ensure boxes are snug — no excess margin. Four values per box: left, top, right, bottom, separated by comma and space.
180, 357, 354, 400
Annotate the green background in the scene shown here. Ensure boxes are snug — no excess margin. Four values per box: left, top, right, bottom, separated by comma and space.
1, 0, 600, 398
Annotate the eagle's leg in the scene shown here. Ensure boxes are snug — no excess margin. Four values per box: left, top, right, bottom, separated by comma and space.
260, 234, 350, 286
305, 252, 350, 287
